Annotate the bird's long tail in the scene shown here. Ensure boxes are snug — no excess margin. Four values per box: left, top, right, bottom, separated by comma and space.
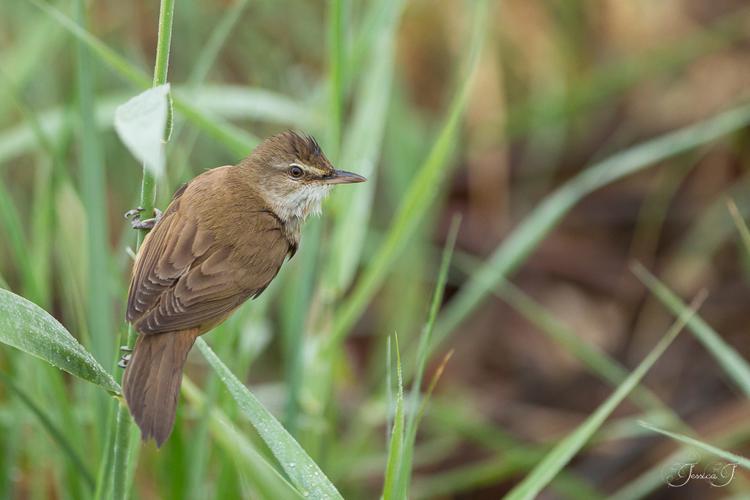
122, 330, 198, 447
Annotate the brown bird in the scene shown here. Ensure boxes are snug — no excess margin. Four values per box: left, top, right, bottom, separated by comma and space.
122, 131, 365, 446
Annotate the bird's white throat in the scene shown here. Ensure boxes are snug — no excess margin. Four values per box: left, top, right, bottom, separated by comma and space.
265, 184, 332, 223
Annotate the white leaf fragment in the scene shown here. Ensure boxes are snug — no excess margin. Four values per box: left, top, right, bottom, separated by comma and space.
114, 83, 170, 177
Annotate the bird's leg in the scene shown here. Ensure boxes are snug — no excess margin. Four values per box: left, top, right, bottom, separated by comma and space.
118, 353, 132, 369
124, 207, 163, 230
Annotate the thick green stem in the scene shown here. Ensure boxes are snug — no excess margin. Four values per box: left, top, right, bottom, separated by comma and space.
109, 0, 176, 498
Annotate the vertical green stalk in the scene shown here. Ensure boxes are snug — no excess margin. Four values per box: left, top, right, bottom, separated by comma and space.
326, 0, 488, 346
327, 0, 345, 157
281, 219, 322, 436
289, 0, 345, 456
74, 0, 112, 485
108, 0, 176, 498
75, 0, 113, 369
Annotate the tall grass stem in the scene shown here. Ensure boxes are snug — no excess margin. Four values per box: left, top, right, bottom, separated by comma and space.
110, 0, 176, 498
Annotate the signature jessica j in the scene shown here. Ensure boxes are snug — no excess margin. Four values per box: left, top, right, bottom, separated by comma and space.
664, 456, 738, 488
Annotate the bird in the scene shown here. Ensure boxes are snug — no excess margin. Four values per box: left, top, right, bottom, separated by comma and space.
122, 131, 365, 447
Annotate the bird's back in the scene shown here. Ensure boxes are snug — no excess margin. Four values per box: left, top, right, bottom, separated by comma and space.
126, 165, 294, 337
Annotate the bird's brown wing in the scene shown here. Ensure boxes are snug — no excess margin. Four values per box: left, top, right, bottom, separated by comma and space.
126, 200, 287, 335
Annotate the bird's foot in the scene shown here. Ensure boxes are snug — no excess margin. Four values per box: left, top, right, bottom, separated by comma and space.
124, 207, 144, 219
118, 353, 132, 369
124, 207, 163, 230
120, 345, 133, 353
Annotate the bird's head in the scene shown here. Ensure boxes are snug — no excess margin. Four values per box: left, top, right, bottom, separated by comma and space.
245, 131, 366, 221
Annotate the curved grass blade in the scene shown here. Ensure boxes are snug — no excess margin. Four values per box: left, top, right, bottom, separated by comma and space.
435, 103, 750, 351
0, 288, 120, 394
27, 0, 258, 156
639, 421, 750, 470
0, 85, 311, 166
182, 86, 318, 128
75, 0, 115, 375
610, 421, 750, 500
396, 216, 461, 496
650, 174, 750, 311
181, 378, 304, 500
451, 252, 696, 435
0, 372, 95, 489
0, 181, 36, 301
326, 0, 345, 156
382, 335, 405, 500
503, 292, 705, 500
196, 338, 344, 500
727, 198, 750, 258
327, 0, 489, 346
631, 262, 750, 396
324, 0, 404, 294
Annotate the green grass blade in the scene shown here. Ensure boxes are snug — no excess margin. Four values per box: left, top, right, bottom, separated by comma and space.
503, 292, 705, 500
27, 0, 148, 86
397, 216, 461, 495
382, 335, 405, 500
0, 15, 63, 121
610, 422, 750, 500
110, 0, 176, 497
326, 0, 345, 156
324, 0, 403, 294
0, 288, 120, 393
181, 86, 317, 128
28, 0, 258, 156
196, 338, 344, 500
412, 452, 602, 500
435, 103, 750, 350
504, 7, 750, 140
0, 73, 62, 311
279, 220, 322, 436
75, 0, 114, 371
385, 334, 394, 440
0, 372, 95, 489
639, 421, 750, 469
0, 85, 308, 165
187, 0, 250, 85
727, 198, 750, 258
631, 262, 750, 396
327, 0, 489, 346
0, 180, 37, 301
93, 413, 115, 500
448, 257, 686, 425
409, 217, 460, 400
181, 378, 304, 500
660, 173, 750, 294
171, 92, 258, 156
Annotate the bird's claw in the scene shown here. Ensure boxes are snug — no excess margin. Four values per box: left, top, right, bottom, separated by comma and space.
124, 207, 144, 220
120, 345, 133, 353
125, 207, 163, 230
118, 353, 132, 369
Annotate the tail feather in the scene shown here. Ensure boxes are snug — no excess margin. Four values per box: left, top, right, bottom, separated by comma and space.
122, 330, 198, 447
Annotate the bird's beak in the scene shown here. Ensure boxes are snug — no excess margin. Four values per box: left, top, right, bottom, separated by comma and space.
323, 169, 367, 184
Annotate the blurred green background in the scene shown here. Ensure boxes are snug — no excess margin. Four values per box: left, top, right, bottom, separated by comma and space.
1, 0, 750, 498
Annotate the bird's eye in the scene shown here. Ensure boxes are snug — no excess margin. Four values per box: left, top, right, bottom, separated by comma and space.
289, 165, 304, 178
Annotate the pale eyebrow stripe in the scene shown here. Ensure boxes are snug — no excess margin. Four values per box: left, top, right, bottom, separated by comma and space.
291, 162, 328, 176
